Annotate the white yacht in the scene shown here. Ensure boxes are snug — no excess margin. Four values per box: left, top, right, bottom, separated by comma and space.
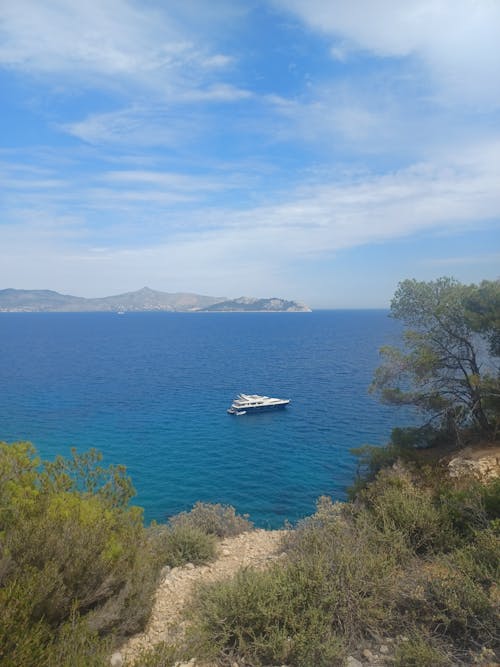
227, 393, 290, 414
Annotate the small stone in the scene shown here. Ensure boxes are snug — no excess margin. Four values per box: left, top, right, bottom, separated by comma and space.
185, 562, 195, 570
380, 644, 390, 654
400, 635, 409, 642
110, 652, 123, 667
347, 657, 363, 667
222, 548, 231, 556
362, 648, 375, 661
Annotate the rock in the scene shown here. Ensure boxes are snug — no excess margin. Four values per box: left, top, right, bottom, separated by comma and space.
185, 563, 195, 570
380, 644, 390, 654
160, 565, 171, 578
362, 648, 375, 661
110, 652, 123, 667
347, 657, 363, 667
222, 548, 231, 556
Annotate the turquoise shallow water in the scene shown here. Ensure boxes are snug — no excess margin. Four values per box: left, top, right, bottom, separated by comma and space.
0, 310, 411, 527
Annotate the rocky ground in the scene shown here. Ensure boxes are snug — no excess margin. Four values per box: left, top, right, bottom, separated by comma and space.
447, 444, 500, 481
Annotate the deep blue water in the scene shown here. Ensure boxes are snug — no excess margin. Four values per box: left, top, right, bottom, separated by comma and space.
0, 311, 411, 527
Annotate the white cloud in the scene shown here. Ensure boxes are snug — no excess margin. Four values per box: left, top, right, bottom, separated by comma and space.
103, 169, 241, 193
0, 0, 235, 96
177, 84, 253, 102
2, 139, 499, 299
61, 106, 197, 146
4, 141, 500, 270
274, 0, 500, 106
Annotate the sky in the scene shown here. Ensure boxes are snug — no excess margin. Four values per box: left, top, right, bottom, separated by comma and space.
1, 0, 499, 308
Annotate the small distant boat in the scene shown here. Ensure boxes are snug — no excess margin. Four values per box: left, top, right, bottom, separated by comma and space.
117, 311, 125, 315
227, 393, 290, 415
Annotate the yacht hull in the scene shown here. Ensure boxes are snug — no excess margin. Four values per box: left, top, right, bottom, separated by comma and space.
227, 394, 290, 414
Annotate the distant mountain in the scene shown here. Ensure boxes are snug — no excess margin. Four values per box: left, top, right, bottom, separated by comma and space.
0, 288, 311, 312
0, 289, 88, 310
200, 296, 312, 312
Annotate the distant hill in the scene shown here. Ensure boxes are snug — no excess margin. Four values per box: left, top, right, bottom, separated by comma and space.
200, 296, 311, 312
0, 288, 311, 312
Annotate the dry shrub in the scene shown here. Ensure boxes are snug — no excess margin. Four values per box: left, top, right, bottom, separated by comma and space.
394, 633, 452, 667
169, 501, 253, 537
156, 524, 217, 567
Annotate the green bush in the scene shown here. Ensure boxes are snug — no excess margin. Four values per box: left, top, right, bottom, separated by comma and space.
158, 524, 217, 567
398, 544, 499, 649
0, 442, 164, 664
169, 501, 253, 537
189, 564, 346, 667
44, 612, 111, 667
188, 496, 404, 666
359, 468, 455, 554
394, 634, 451, 667
481, 476, 500, 519
130, 641, 186, 667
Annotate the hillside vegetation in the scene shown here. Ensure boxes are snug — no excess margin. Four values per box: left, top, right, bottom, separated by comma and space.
1, 277, 498, 666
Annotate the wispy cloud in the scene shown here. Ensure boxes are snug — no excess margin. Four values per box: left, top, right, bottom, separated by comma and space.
274, 0, 500, 107
2, 138, 499, 267
0, 0, 236, 98
60, 106, 198, 146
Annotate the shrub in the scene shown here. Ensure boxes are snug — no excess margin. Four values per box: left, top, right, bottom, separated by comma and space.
169, 501, 253, 537
0, 442, 165, 663
394, 634, 451, 667
188, 496, 404, 666
481, 476, 500, 519
158, 525, 217, 567
358, 468, 454, 554
44, 612, 111, 667
0, 574, 110, 667
189, 564, 347, 667
130, 641, 186, 667
398, 547, 499, 648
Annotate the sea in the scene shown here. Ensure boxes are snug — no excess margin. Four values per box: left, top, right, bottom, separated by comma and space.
0, 310, 413, 528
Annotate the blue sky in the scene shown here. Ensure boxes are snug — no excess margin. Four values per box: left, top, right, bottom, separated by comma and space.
1, 0, 499, 307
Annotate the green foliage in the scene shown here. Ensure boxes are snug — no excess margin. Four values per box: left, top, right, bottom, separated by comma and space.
399, 547, 499, 648
481, 476, 500, 519
189, 565, 347, 667
44, 612, 111, 667
359, 468, 455, 554
371, 277, 500, 437
0, 441, 165, 666
464, 279, 500, 356
130, 641, 187, 667
394, 634, 451, 667
42, 447, 136, 508
188, 465, 500, 666
157, 524, 217, 567
188, 496, 404, 666
168, 501, 253, 537
348, 424, 437, 494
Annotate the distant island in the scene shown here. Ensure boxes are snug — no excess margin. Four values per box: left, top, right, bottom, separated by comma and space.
0, 287, 311, 313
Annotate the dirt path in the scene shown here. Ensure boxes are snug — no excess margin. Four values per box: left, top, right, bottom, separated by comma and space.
120, 529, 287, 664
